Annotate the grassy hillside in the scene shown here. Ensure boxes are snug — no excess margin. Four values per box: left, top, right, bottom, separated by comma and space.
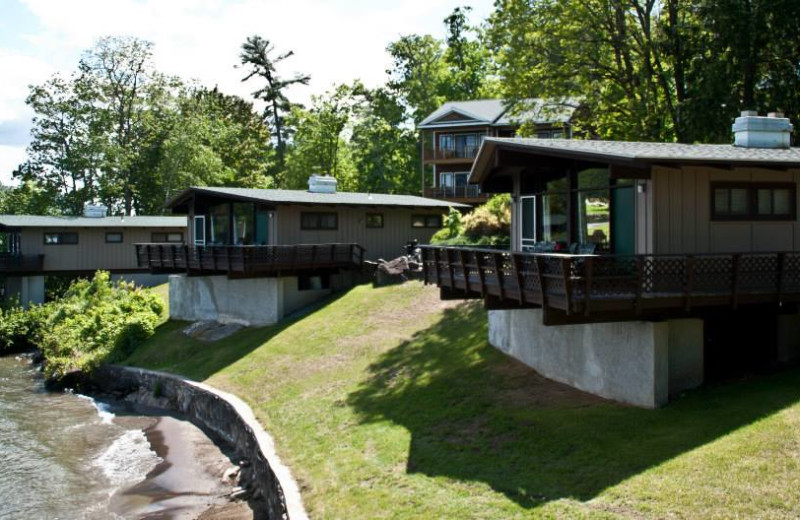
125, 282, 800, 519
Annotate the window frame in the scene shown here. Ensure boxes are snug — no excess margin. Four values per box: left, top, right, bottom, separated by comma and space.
710, 182, 797, 222
300, 212, 338, 231
151, 232, 184, 243
105, 231, 123, 244
411, 214, 443, 229
365, 213, 384, 229
43, 232, 78, 245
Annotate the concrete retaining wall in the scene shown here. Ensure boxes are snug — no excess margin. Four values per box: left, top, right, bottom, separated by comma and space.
92, 364, 308, 520
170, 275, 284, 326
5, 275, 45, 306
488, 310, 704, 408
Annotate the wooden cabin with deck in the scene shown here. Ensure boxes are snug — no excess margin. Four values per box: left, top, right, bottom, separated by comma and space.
0, 209, 186, 305
137, 175, 465, 326
421, 111, 800, 407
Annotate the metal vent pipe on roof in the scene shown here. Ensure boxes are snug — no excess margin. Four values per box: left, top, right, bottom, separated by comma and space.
308, 174, 337, 194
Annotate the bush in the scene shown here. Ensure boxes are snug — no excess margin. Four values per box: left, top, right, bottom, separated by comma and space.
435, 194, 511, 245
430, 207, 464, 244
8, 271, 164, 379
0, 302, 44, 352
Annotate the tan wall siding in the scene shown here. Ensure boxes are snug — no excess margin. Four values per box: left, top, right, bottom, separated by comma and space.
651, 165, 800, 254
275, 206, 447, 261
20, 226, 186, 272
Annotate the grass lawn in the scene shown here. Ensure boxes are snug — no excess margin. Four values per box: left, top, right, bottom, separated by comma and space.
126, 282, 800, 519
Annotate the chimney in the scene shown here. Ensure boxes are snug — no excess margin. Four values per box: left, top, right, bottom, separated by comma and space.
83, 203, 108, 218
732, 110, 793, 149
308, 174, 337, 194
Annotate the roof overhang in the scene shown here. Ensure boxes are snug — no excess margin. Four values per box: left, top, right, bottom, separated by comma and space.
469, 139, 800, 187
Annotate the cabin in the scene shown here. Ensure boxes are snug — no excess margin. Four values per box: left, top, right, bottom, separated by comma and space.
137, 176, 465, 326
418, 98, 577, 205
0, 208, 186, 305
421, 111, 800, 407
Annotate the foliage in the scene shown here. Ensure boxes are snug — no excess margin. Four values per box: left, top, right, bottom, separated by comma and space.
5, 272, 163, 378
432, 195, 510, 246
0, 301, 43, 352
486, 0, 800, 143
430, 206, 464, 243
239, 35, 311, 176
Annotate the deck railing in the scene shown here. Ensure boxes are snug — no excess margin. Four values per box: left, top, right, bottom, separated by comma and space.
421, 245, 800, 319
136, 243, 365, 277
424, 185, 488, 201
423, 145, 481, 162
0, 253, 44, 274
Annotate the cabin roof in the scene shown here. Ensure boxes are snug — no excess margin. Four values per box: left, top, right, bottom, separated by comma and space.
470, 137, 800, 184
0, 215, 186, 229
418, 98, 577, 129
166, 187, 468, 211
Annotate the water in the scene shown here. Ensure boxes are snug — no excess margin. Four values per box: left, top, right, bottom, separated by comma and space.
0, 355, 162, 520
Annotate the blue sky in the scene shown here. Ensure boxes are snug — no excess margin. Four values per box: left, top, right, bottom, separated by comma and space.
0, 0, 494, 184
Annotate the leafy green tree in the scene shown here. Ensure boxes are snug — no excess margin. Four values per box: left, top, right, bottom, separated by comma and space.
0, 180, 57, 215
239, 35, 310, 177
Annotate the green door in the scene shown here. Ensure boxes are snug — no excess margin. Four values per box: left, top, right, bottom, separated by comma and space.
612, 186, 635, 256
256, 211, 269, 245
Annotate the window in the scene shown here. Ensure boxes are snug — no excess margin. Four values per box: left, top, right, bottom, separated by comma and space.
712, 183, 796, 221
412, 215, 443, 228
298, 274, 331, 291
44, 232, 78, 245
208, 203, 230, 245
105, 232, 123, 243
520, 196, 536, 251
233, 203, 254, 245
301, 212, 338, 230
151, 232, 183, 243
366, 213, 384, 228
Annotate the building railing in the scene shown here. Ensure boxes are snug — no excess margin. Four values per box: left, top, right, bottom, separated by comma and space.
420, 246, 800, 321
0, 253, 44, 274
423, 145, 481, 162
424, 185, 487, 201
136, 243, 365, 277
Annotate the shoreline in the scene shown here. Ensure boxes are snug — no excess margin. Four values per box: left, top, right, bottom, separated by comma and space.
101, 400, 257, 520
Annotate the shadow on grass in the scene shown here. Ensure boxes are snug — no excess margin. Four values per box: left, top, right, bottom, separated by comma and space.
347, 301, 800, 509
123, 289, 352, 382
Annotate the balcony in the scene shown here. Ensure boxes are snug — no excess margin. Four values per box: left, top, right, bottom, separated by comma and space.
423, 145, 480, 163
421, 246, 800, 325
136, 243, 365, 278
423, 185, 489, 203
0, 254, 44, 275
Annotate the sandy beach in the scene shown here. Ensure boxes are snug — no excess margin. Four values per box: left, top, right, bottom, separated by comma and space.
108, 407, 256, 519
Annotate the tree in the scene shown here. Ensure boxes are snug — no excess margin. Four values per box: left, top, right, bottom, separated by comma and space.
16, 71, 102, 214
0, 180, 57, 215
239, 35, 310, 177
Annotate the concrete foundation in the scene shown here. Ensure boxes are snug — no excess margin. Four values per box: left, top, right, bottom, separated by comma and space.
488, 309, 704, 408
4, 275, 45, 306
169, 273, 351, 326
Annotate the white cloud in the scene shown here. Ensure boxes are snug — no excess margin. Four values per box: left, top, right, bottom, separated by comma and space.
0, 145, 27, 184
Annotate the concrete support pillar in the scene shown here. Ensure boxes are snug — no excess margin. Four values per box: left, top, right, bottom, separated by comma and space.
487, 310, 705, 408
169, 275, 284, 326
4, 276, 45, 307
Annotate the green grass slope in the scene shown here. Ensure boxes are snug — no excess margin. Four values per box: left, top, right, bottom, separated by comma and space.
125, 282, 800, 519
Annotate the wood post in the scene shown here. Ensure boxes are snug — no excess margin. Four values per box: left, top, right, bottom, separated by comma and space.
511, 253, 525, 304
561, 257, 572, 315
475, 252, 486, 298
635, 257, 644, 315
732, 254, 741, 310
457, 249, 468, 293
685, 255, 695, 312
583, 256, 594, 316
494, 252, 505, 300
777, 252, 786, 304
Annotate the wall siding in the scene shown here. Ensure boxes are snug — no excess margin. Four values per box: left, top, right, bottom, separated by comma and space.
651, 166, 800, 254
19, 226, 186, 273
275, 206, 447, 261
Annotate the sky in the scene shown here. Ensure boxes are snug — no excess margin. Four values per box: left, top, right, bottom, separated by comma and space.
0, 0, 494, 185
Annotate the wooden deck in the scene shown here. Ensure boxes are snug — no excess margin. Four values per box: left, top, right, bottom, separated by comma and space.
136, 243, 365, 277
0, 254, 44, 275
421, 246, 800, 323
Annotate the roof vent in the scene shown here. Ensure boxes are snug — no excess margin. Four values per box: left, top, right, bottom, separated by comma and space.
83, 204, 108, 218
732, 110, 793, 149
308, 174, 337, 194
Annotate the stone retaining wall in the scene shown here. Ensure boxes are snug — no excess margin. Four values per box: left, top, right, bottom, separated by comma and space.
91, 364, 308, 520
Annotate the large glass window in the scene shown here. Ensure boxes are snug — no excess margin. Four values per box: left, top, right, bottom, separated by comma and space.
233, 203, 254, 245
301, 212, 338, 230
44, 232, 78, 245
208, 203, 230, 245
520, 196, 536, 251
576, 168, 611, 252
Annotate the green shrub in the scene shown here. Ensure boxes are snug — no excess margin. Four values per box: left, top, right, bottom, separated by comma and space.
441, 194, 511, 244
430, 207, 464, 244
12, 271, 164, 379
0, 302, 42, 352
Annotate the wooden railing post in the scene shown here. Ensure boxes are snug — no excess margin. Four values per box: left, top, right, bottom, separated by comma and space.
685, 255, 695, 312
534, 256, 546, 307
561, 257, 572, 315
777, 252, 786, 304
433, 248, 442, 285
457, 249, 469, 293
447, 249, 456, 289
732, 254, 741, 310
422, 248, 429, 284
511, 253, 525, 304
583, 256, 594, 316
493, 252, 505, 300
635, 257, 644, 315
475, 252, 486, 297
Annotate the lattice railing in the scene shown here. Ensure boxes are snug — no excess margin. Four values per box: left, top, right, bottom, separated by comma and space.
421, 246, 800, 316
